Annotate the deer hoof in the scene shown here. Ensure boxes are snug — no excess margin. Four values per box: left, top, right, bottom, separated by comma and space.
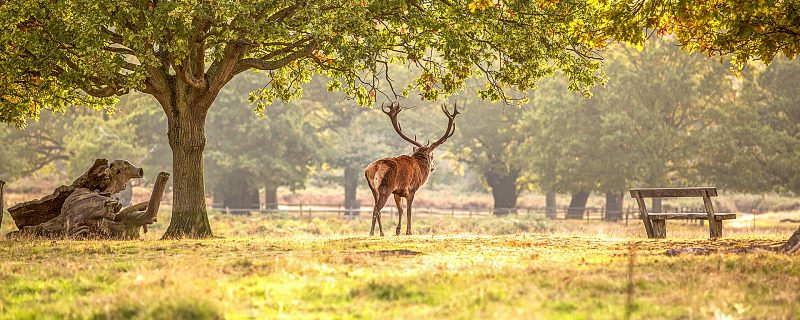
406, 232, 412, 236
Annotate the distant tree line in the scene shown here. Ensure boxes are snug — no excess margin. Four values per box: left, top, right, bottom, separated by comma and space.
2, 38, 799, 219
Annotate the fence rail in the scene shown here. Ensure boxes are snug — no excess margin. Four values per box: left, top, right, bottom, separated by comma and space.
191, 203, 655, 222
187, 203, 725, 226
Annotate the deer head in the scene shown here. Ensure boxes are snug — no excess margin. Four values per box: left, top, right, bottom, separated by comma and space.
381, 101, 460, 172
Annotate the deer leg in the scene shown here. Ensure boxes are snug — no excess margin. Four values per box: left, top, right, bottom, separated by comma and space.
370, 208, 378, 236
367, 175, 380, 236
394, 194, 404, 235
406, 193, 415, 235
371, 191, 389, 237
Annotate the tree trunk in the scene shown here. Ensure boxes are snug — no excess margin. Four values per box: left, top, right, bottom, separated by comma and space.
343, 166, 360, 216
566, 191, 590, 219
545, 191, 557, 219
263, 183, 278, 210
486, 170, 519, 215
604, 191, 624, 221
0, 180, 5, 228
162, 108, 213, 239
780, 226, 800, 253
651, 197, 662, 213
215, 170, 259, 211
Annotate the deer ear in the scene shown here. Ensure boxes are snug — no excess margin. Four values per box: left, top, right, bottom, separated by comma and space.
413, 146, 419, 152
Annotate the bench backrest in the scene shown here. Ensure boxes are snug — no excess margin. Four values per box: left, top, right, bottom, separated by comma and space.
629, 187, 717, 198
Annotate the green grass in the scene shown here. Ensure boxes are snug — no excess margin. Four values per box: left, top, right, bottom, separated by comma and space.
1, 210, 799, 319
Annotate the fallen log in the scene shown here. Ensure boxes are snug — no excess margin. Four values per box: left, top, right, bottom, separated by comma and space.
8, 159, 143, 229
11, 171, 169, 240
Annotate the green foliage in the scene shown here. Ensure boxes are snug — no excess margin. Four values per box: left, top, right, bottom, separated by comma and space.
206, 72, 322, 195
450, 95, 532, 194
609, 0, 800, 69
700, 57, 800, 193
520, 38, 735, 193
0, 0, 616, 127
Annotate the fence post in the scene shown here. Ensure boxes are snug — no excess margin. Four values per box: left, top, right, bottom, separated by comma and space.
625, 206, 629, 225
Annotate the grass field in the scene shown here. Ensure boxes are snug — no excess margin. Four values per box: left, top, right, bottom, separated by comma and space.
1, 210, 799, 319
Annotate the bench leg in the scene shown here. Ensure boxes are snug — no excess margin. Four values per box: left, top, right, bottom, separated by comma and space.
651, 220, 666, 239
709, 220, 722, 238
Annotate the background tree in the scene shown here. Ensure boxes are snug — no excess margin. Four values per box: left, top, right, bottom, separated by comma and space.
206, 72, 321, 210
451, 97, 531, 215
701, 57, 800, 194
0, 112, 71, 180
316, 109, 397, 215
522, 82, 604, 219
521, 38, 734, 219
1, 0, 615, 238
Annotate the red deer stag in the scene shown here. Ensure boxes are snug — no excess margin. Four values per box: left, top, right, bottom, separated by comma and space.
365, 102, 459, 236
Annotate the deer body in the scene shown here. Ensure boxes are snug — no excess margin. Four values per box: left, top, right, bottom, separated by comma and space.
365, 102, 458, 236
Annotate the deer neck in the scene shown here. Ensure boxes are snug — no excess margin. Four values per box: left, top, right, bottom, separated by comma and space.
412, 152, 432, 180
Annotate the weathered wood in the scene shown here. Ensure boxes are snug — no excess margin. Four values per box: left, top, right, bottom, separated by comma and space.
7, 159, 143, 229
651, 219, 666, 238
630, 187, 733, 239
629, 187, 718, 198
632, 191, 655, 238
647, 213, 736, 220
14, 172, 169, 240
702, 190, 722, 238
780, 226, 800, 253
8, 185, 75, 229
109, 171, 170, 237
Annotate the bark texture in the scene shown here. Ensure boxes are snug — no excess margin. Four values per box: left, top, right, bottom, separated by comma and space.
162, 107, 213, 239
779, 226, 800, 253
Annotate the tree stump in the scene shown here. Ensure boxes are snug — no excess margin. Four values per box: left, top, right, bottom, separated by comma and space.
5, 159, 168, 240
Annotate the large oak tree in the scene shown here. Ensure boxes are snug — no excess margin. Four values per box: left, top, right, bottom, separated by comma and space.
0, 0, 613, 238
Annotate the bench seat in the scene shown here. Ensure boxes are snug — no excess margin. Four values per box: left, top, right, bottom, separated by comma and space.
647, 212, 736, 220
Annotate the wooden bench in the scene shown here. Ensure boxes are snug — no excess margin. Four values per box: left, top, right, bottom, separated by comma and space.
629, 187, 736, 239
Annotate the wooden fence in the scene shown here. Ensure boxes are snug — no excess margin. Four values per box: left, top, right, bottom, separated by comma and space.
195, 203, 716, 225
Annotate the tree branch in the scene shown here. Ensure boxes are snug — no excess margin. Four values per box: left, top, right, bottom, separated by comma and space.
232, 39, 318, 75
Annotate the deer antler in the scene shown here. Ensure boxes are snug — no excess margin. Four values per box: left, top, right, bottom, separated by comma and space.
382, 102, 424, 147
429, 102, 460, 150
